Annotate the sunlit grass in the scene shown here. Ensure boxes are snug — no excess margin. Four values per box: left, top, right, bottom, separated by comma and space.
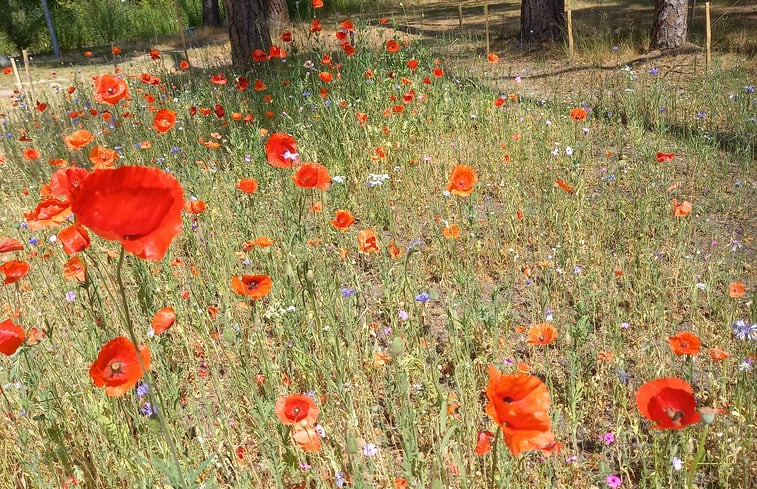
0, 14, 754, 489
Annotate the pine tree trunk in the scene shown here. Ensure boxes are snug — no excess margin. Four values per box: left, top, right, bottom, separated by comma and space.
520, 0, 565, 42
223, 0, 271, 70
650, 0, 688, 49
265, 0, 289, 30
203, 0, 221, 27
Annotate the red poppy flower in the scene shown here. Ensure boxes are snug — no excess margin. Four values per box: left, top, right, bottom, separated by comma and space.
528, 323, 557, 346
672, 199, 692, 217
64, 130, 94, 150
556, 179, 574, 194
358, 229, 381, 253
656, 152, 675, 162
292, 162, 331, 190
185, 199, 206, 214
291, 426, 322, 452
70, 166, 184, 261
89, 145, 119, 169
0, 260, 30, 285
210, 72, 227, 84
179, 60, 190, 70
442, 223, 460, 239
636, 377, 701, 430
3, 66, 12, 75
63, 256, 86, 282
485, 365, 560, 456
89, 336, 151, 397
24, 198, 73, 230
570, 107, 587, 121
112, 46, 122, 55
140, 73, 161, 85
0, 319, 25, 356
57, 223, 91, 254
313, 0, 323, 8
23, 148, 41, 160
708, 347, 730, 362
235, 77, 249, 91
310, 19, 322, 32
274, 394, 319, 426
668, 331, 701, 356
330, 210, 355, 231
153, 109, 176, 133
231, 274, 272, 300
487, 52, 500, 63
0, 238, 24, 254
93, 74, 129, 105
407, 59, 419, 70
265, 133, 299, 168
386, 39, 401, 53
149, 49, 161, 60
237, 178, 259, 194
728, 282, 745, 298
446, 164, 478, 197
474, 430, 495, 455
151, 307, 176, 335
251, 50, 268, 62
269, 46, 286, 59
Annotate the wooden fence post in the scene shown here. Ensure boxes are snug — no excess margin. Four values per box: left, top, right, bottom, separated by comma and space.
484, 4, 490, 53
705, 2, 711, 67
9, 58, 23, 93
567, 10, 574, 61
22, 49, 35, 101
458, 2, 463, 30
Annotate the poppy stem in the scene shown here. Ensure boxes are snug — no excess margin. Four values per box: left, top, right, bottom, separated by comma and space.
115, 247, 188, 488
686, 424, 709, 489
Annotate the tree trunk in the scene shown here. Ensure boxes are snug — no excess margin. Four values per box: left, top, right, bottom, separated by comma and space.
265, 0, 289, 30
650, 0, 688, 49
520, 0, 565, 42
203, 0, 221, 27
223, 0, 271, 70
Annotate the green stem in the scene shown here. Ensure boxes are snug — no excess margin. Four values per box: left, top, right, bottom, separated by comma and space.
115, 247, 187, 488
687, 425, 709, 489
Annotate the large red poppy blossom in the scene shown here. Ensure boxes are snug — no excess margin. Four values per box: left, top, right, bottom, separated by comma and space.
274, 394, 319, 426
447, 164, 478, 197
0, 319, 25, 355
0, 238, 24, 253
153, 109, 176, 133
485, 365, 560, 456
70, 166, 184, 261
0, 260, 30, 285
57, 223, 91, 254
93, 74, 129, 105
24, 198, 73, 230
89, 336, 151, 397
151, 307, 176, 335
292, 162, 331, 190
636, 377, 701, 430
265, 133, 299, 168
668, 331, 701, 356
64, 129, 94, 150
42, 167, 90, 200
231, 274, 272, 300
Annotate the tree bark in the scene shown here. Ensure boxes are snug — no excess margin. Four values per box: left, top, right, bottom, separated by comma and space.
223, 0, 271, 70
650, 0, 688, 49
520, 0, 565, 42
265, 0, 289, 30
203, 0, 221, 27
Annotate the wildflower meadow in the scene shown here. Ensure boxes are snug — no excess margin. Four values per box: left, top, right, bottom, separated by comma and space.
0, 1, 754, 488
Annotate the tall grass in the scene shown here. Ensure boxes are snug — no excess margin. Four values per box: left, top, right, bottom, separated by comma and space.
0, 15, 754, 489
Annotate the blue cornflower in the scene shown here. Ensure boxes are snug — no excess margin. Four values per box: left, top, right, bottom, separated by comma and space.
340, 288, 356, 298
136, 382, 149, 398
140, 402, 155, 416
731, 320, 757, 341
415, 292, 430, 303
648, 67, 659, 75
